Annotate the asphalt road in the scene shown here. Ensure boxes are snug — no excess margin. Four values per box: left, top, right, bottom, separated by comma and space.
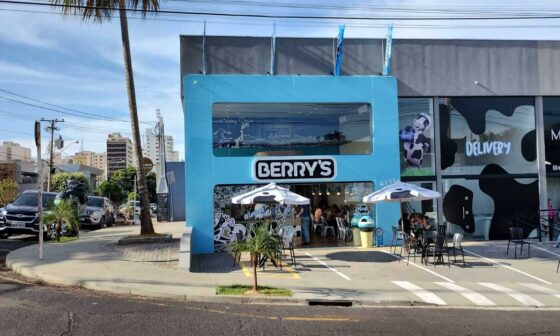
1, 236, 560, 336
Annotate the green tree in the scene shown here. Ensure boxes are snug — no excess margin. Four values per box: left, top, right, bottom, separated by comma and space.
128, 191, 138, 201
110, 167, 136, 197
0, 178, 18, 207
228, 224, 282, 292
51, 0, 158, 235
44, 199, 80, 241
51, 173, 90, 193
97, 181, 124, 204
146, 172, 156, 203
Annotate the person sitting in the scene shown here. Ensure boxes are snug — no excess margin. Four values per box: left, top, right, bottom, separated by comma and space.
325, 207, 339, 238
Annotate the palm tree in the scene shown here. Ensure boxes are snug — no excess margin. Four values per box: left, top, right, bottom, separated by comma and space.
228, 224, 282, 292
44, 199, 80, 241
51, 0, 158, 235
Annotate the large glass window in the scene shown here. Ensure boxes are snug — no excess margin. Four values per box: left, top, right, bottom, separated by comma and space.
440, 97, 536, 176
212, 103, 372, 157
398, 98, 435, 177
213, 182, 373, 250
543, 97, 560, 216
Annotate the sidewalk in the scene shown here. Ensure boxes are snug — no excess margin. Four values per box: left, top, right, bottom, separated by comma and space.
7, 223, 560, 308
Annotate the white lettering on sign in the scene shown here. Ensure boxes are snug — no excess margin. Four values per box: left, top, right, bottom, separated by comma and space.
551, 129, 560, 141
254, 157, 336, 181
465, 141, 511, 157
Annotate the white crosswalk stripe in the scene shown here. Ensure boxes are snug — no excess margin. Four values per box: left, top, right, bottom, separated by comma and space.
479, 282, 544, 307
392, 281, 447, 305
518, 283, 560, 300
435, 282, 495, 306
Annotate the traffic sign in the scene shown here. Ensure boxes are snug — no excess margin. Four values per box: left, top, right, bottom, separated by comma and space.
142, 157, 154, 174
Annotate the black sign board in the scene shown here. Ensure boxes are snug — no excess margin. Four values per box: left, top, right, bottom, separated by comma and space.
253, 157, 336, 181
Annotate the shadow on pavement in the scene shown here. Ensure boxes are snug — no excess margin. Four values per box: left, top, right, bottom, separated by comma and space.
324, 251, 397, 263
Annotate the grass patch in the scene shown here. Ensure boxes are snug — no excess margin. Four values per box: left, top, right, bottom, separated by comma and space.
216, 285, 292, 297
48, 236, 79, 243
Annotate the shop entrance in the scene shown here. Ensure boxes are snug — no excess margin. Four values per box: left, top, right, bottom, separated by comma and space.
291, 182, 373, 247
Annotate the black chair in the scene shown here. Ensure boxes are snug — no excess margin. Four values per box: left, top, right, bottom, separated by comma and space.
450, 233, 466, 266
424, 234, 450, 268
507, 227, 530, 258
232, 231, 245, 267
403, 233, 422, 265
391, 226, 404, 253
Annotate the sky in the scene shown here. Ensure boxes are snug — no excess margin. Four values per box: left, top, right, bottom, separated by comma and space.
2, 0, 560, 161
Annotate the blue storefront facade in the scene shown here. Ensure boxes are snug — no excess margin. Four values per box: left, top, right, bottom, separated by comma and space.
183, 75, 401, 254
182, 36, 560, 253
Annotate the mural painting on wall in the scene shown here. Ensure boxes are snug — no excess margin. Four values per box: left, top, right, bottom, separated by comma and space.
213, 184, 294, 251
439, 98, 538, 240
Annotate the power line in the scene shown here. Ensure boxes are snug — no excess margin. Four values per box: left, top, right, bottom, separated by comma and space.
3, 0, 560, 21
0, 88, 152, 124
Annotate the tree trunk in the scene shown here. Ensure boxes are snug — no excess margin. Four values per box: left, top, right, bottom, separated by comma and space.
118, 0, 154, 235
252, 253, 258, 292
56, 220, 61, 242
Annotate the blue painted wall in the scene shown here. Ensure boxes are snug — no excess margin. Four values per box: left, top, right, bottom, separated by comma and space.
183, 75, 401, 253
166, 161, 185, 222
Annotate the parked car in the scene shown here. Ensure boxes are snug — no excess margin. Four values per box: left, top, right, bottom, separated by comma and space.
0, 190, 57, 240
80, 196, 115, 229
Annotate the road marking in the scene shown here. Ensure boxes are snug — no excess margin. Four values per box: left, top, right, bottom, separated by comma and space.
284, 317, 356, 322
305, 252, 351, 281
463, 248, 552, 285
381, 250, 454, 283
518, 283, 560, 300
479, 282, 544, 307
393, 281, 447, 305
532, 244, 560, 258
435, 282, 495, 306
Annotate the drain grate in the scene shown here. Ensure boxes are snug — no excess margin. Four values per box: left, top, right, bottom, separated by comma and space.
307, 300, 353, 307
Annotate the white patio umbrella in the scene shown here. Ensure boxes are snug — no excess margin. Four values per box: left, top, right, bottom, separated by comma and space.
362, 181, 441, 232
232, 182, 310, 230
232, 182, 310, 205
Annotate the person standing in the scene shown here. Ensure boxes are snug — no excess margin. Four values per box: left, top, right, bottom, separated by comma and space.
300, 204, 311, 245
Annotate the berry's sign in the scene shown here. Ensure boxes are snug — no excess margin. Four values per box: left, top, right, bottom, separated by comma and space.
253, 157, 336, 181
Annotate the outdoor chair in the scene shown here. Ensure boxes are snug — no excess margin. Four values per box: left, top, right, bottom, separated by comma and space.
450, 233, 466, 266
232, 231, 245, 267
336, 217, 349, 244
320, 216, 335, 238
391, 226, 404, 253
400, 233, 422, 265
280, 227, 297, 266
507, 227, 530, 258
424, 234, 450, 268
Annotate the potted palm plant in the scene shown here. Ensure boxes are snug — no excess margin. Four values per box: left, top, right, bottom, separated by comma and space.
228, 224, 282, 293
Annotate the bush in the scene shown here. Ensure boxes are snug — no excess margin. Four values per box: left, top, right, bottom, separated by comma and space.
0, 178, 18, 207
51, 173, 90, 193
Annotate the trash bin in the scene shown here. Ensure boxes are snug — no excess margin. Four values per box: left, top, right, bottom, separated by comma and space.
350, 216, 361, 247
358, 215, 374, 248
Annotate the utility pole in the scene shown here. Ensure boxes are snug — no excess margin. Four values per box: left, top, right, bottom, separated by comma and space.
41, 118, 64, 191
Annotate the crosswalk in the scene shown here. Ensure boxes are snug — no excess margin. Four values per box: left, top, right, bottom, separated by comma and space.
392, 280, 560, 307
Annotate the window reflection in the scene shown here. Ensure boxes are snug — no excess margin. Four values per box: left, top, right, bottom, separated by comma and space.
212, 103, 372, 157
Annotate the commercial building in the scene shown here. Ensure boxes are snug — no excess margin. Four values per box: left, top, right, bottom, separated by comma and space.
53, 164, 103, 191
181, 36, 560, 254
74, 151, 107, 181
145, 128, 180, 166
0, 141, 31, 161
106, 133, 133, 178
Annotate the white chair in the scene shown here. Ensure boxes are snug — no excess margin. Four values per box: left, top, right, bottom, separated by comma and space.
321, 216, 335, 238
336, 217, 349, 245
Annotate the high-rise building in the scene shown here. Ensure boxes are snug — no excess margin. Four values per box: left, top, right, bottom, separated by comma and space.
0, 141, 31, 161
74, 151, 107, 181
106, 133, 133, 178
144, 129, 180, 164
